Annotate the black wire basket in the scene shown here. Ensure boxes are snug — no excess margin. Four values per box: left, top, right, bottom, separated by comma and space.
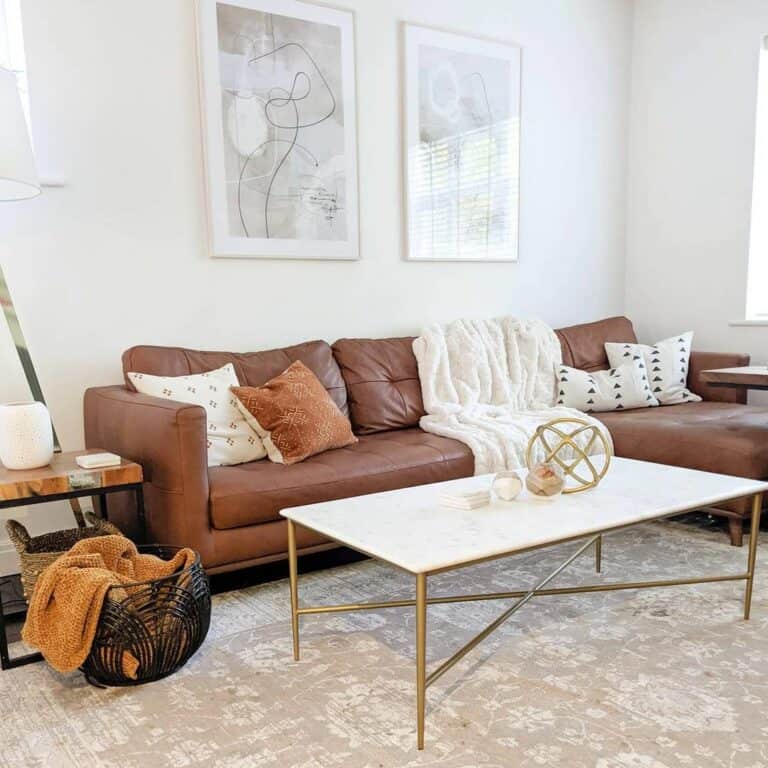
80, 545, 211, 687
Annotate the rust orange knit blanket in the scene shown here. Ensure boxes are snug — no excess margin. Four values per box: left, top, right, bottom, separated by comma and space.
22, 535, 196, 675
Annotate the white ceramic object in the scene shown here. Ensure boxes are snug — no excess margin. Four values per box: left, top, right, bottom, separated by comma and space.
0, 401, 54, 469
492, 471, 523, 501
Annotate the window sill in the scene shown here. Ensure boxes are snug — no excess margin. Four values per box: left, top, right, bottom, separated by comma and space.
729, 320, 768, 327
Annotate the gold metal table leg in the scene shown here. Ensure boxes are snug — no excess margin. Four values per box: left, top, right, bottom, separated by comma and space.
416, 573, 427, 750
295, 572, 749, 617
288, 520, 300, 660
744, 493, 763, 620
424, 535, 599, 691
289, 501, 763, 749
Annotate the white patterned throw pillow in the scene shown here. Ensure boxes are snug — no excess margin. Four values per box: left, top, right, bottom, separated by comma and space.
127, 363, 266, 466
605, 332, 702, 405
556, 358, 659, 413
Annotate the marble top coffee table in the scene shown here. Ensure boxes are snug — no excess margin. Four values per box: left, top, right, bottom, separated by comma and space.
281, 457, 768, 750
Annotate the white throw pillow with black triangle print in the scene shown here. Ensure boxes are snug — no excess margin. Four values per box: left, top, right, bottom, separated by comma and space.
604, 332, 702, 405
127, 363, 267, 467
555, 358, 659, 413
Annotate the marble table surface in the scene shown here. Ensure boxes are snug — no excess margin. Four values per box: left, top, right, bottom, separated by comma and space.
281, 457, 768, 574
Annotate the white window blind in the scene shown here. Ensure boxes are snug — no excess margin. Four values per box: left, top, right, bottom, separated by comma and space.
409, 117, 519, 261
745, 35, 768, 319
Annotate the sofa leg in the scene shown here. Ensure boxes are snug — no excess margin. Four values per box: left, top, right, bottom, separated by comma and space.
728, 517, 744, 548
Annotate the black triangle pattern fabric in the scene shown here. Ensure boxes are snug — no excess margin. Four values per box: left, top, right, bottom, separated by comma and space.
556, 360, 659, 413
604, 332, 702, 406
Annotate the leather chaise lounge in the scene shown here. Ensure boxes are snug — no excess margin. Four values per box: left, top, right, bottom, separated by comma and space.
84, 316, 768, 573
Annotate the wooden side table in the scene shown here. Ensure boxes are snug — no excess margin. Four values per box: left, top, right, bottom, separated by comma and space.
700, 366, 768, 391
0, 450, 144, 670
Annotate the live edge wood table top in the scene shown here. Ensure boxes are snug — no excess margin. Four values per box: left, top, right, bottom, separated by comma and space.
700, 365, 768, 391
0, 450, 143, 503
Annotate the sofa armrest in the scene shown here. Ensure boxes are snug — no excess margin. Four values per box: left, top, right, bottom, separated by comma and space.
83, 386, 213, 561
688, 351, 751, 403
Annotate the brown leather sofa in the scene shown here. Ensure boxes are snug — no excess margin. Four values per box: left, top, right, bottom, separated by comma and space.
84, 316, 767, 574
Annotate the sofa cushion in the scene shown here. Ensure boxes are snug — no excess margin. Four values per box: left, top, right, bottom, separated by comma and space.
605, 331, 701, 405
232, 361, 357, 465
208, 427, 473, 529
557, 359, 658, 412
596, 401, 768, 479
556, 316, 637, 372
128, 363, 266, 467
122, 340, 348, 415
332, 337, 425, 434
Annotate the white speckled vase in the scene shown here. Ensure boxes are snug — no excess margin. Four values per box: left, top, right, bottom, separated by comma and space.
0, 401, 54, 469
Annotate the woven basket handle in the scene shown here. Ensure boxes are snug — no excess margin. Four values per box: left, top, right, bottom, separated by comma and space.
70, 498, 87, 528
84, 511, 122, 536
5, 519, 31, 554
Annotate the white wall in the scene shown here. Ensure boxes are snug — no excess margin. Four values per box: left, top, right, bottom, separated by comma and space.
626, 0, 768, 362
0, 0, 632, 560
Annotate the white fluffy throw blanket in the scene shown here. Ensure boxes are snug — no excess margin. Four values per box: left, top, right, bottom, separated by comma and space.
413, 316, 611, 474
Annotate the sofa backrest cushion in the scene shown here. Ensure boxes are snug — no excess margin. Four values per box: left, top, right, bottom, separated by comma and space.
332, 337, 424, 434
555, 316, 637, 372
122, 318, 636, 436
123, 341, 349, 416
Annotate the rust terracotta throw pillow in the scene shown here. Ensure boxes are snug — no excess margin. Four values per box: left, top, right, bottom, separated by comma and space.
231, 361, 357, 465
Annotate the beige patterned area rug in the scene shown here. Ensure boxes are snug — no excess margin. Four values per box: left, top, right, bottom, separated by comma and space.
2, 521, 768, 767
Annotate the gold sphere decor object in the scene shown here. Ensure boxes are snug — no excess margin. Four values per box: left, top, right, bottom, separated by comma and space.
525, 417, 612, 494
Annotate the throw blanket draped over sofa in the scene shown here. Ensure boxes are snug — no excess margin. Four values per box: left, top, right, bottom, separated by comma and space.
413, 316, 611, 474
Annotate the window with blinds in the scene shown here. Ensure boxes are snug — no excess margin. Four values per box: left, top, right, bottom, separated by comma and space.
408, 116, 520, 261
746, 36, 768, 319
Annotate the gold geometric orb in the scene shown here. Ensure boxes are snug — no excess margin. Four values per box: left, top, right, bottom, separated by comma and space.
525, 417, 612, 494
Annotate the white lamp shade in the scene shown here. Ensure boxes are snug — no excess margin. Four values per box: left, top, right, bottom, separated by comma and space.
0, 67, 40, 201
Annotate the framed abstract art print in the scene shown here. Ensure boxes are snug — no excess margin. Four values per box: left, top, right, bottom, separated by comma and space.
403, 24, 521, 262
197, 0, 359, 259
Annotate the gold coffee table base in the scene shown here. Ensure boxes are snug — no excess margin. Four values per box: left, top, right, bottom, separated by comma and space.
287, 493, 763, 751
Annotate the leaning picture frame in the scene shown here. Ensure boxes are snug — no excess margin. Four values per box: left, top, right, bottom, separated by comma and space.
196, 0, 360, 259
402, 23, 521, 262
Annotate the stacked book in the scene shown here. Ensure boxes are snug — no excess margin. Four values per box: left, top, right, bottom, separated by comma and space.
440, 489, 491, 510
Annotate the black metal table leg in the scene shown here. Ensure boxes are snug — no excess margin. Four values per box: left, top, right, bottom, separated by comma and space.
134, 485, 147, 543
0, 578, 42, 670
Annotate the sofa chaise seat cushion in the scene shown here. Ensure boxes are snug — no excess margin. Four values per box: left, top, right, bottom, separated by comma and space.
207, 427, 474, 530
597, 401, 768, 480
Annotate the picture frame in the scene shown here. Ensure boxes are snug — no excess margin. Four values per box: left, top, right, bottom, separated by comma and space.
402, 24, 521, 262
196, 0, 360, 260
